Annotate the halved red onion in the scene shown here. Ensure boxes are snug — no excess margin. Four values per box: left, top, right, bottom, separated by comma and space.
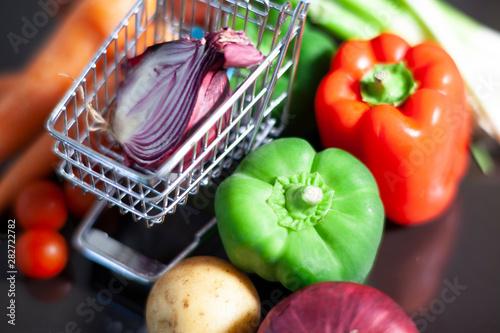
112, 28, 264, 169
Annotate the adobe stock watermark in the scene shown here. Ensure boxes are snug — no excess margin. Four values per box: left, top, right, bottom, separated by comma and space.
383, 126, 448, 192
474, 73, 500, 101
410, 277, 467, 332
177, 165, 233, 224
57, 271, 130, 333
259, 269, 303, 318
7, 0, 72, 54
382, 101, 468, 192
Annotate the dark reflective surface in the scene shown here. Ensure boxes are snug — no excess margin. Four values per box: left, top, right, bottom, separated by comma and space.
1, 1, 500, 332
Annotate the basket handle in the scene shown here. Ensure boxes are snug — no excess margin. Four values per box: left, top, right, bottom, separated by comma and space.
246, 0, 313, 152
72, 200, 217, 284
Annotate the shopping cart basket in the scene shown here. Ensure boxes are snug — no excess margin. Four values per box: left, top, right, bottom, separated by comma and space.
46, 0, 312, 283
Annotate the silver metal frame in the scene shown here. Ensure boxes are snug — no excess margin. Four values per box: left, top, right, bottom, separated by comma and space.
46, 0, 311, 283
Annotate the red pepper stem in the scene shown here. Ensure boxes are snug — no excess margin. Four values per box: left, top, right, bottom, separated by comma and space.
359, 62, 417, 107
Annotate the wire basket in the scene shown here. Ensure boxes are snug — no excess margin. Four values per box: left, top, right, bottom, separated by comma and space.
46, 0, 312, 283
47, 0, 311, 227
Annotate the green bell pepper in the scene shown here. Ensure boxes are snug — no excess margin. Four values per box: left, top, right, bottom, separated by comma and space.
280, 22, 337, 137
232, 9, 337, 137
215, 138, 385, 291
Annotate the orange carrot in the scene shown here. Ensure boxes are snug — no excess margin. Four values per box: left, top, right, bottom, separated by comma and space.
0, 132, 59, 214
0, 0, 155, 165
0, 71, 115, 215
0, 73, 20, 100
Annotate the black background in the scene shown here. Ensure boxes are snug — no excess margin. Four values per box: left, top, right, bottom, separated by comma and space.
1, 1, 500, 332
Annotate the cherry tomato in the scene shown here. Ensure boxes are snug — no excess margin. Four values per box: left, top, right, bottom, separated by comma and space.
63, 181, 96, 218
15, 180, 68, 230
17, 229, 69, 279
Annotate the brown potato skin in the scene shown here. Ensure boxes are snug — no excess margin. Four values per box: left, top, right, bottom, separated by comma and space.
146, 256, 261, 333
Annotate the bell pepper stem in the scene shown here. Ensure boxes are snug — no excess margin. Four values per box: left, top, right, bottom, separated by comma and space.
360, 62, 417, 107
267, 172, 334, 231
374, 70, 388, 82
285, 185, 323, 216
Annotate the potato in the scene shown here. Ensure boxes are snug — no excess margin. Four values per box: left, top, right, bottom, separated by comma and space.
145, 256, 261, 333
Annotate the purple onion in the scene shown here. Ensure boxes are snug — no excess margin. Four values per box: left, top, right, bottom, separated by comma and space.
112, 28, 264, 169
258, 281, 419, 333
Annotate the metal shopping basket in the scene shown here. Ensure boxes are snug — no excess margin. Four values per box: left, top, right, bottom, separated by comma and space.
46, 0, 312, 283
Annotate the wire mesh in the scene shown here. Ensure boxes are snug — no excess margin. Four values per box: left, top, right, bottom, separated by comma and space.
47, 0, 310, 225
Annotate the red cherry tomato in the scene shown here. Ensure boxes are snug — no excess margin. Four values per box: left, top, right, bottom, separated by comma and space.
17, 229, 69, 279
15, 180, 68, 230
63, 181, 96, 218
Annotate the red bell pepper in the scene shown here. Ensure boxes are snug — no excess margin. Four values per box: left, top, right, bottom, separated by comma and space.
315, 33, 471, 225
